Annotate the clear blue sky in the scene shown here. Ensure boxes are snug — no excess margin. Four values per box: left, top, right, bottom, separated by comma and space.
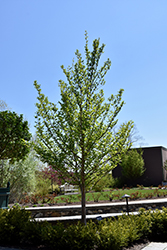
1, 1, 167, 148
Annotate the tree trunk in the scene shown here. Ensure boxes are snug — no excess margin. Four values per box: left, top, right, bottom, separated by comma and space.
81, 184, 86, 225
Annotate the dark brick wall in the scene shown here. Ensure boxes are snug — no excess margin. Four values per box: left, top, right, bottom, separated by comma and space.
112, 146, 167, 187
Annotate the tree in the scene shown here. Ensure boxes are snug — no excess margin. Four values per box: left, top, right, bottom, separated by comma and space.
120, 149, 145, 180
42, 166, 62, 192
0, 110, 31, 163
41, 166, 75, 193
1, 149, 38, 201
114, 123, 145, 147
34, 32, 133, 224
0, 100, 8, 111
128, 124, 145, 147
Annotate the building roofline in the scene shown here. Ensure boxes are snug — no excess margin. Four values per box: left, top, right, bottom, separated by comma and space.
133, 146, 167, 151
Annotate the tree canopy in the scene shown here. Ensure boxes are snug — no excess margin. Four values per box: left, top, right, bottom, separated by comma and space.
0, 110, 31, 163
120, 149, 145, 180
34, 32, 133, 224
0, 100, 8, 111
0, 149, 38, 200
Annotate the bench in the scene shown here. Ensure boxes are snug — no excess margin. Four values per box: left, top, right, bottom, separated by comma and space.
60, 183, 78, 195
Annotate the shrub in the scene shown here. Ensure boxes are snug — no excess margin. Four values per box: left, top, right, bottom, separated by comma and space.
49, 184, 60, 194
0, 207, 31, 244
1, 207, 167, 249
92, 175, 113, 192
150, 207, 167, 241
110, 176, 125, 188
35, 173, 51, 196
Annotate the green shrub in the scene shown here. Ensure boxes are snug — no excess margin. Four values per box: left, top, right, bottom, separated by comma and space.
92, 174, 126, 191
49, 184, 60, 194
135, 208, 152, 237
0, 207, 31, 244
150, 207, 167, 240
110, 176, 124, 188
97, 218, 129, 249
1, 207, 167, 249
60, 222, 98, 250
35, 174, 51, 196
23, 220, 51, 246
92, 175, 113, 192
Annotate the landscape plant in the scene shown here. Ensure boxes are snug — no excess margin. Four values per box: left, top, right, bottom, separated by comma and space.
34, 32, 133, 224
0, 110, 31, 164
14, 186, 167, 206
0, 110, 32, 198
1, 149, 38, 203
42, 166, 62, 193
92, 174, 113, 192
1, 207, 167, 249
35, 168, 55, 196
120, 148, 145, 181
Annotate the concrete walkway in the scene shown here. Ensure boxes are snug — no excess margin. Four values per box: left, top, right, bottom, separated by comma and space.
32, 197, 167, 222
142, 242, 167, 249
34, 211, 140, 222
25, 197, 167, 211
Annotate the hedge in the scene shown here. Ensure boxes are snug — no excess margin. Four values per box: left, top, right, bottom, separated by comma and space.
0, 206, 167, 249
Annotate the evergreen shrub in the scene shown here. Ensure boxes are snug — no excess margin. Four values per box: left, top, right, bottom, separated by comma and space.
1, 207, 167, 249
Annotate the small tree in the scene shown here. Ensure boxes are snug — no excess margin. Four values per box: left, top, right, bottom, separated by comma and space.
0, 110, 31, 163
42, 166, 62, 192
34, 33, 133, 224
0, 107, 33, 197
120, 149, 145, 180
1, 149, 38, 202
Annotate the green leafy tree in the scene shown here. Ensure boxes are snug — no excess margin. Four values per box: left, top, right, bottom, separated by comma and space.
34, 33, 133, 224
1, 149, 38, 202
120, 149, 145, 180
0, 105, 32, 194
0, 110, 31, 163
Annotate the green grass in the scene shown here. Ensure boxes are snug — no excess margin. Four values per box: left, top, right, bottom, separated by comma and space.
54, 187, 167, 204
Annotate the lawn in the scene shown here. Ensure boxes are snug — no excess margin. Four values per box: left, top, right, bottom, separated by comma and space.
18, 186, 167, 206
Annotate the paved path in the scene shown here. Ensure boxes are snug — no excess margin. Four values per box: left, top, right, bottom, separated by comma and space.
33, 197, 167, 222
142, 242, 167, 249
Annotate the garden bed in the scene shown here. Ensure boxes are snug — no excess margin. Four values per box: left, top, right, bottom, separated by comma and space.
9, 187, 167, 208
